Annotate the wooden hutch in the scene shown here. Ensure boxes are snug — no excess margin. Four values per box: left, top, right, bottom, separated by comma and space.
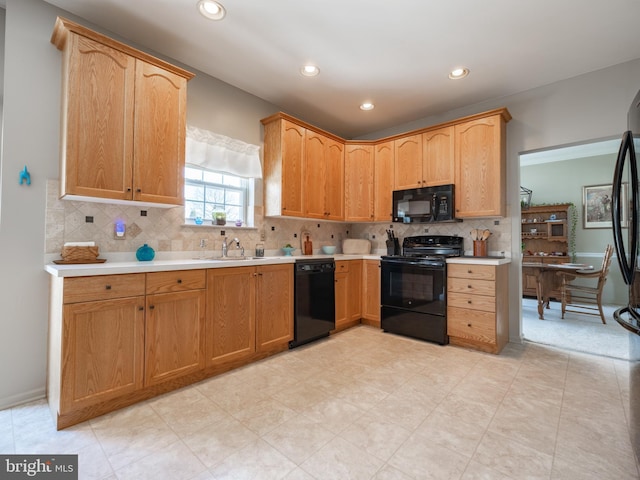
521, 203, 573, 299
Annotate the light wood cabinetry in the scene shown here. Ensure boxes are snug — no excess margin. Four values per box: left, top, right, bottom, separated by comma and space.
144, 270, 206, 386
374, 141, 395, 222
521, 204, 573, 298
422, 126, 455, 186
454, 113, 509, 217
345, 144, 375, 221
256, 264, 294, 352
206, 264, 293, 366
206, 267, 256, 366
51, 17, 193, 206
261, 108, 510, 222
305, 131, 344, 220
54, 274, 146, 417
394, 134, 423, 190
361, 259, 381, 327
262, 118, 306, 217
334, 260, 362, 331
447, 263, 509, 354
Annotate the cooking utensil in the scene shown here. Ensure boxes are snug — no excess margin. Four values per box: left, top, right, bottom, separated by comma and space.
481, 229, 491, 240
470, 229, 478, 240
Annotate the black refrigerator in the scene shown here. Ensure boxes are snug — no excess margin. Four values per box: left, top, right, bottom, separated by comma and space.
611, 88, 640, 464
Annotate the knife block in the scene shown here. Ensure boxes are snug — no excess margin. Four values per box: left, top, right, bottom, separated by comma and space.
386, 238, 400, 256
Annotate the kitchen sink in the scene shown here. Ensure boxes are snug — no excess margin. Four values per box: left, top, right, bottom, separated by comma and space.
198, 256, 267, 261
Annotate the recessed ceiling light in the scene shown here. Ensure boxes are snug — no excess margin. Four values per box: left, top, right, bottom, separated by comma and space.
360, 103, 375, 111
197, 0, 226, 20
448, 67, 469, 80
300, 65, 320, 77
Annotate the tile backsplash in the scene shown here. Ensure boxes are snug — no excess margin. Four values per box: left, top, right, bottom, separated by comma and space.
45, 179, 512, 259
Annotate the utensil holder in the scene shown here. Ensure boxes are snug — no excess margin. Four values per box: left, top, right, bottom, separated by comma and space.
473, 240, 487, 257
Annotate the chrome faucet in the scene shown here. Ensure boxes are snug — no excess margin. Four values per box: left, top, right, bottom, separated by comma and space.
232, 237, 245, 257
222, 237, 228, 257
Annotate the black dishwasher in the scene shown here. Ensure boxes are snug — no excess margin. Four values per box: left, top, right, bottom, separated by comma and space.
289, 258, 336, 348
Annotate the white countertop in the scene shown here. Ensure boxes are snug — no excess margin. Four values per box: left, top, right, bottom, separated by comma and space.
447, 256, 512, 266
45, 253, 382, 278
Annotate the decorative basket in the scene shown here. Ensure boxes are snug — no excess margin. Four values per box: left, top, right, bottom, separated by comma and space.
60, 246, 100, 263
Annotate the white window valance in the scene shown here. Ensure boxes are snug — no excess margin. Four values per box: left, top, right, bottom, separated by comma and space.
185, 125, 262, 178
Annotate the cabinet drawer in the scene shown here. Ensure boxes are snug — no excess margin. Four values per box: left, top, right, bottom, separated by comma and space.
447, 306, 496, 345
146, 270, 206, 294
335, 261, 350, 273
447, 277, 495, 296
448, 264, 495, 281
447, 292, 495, 313
64, 274, 145, 304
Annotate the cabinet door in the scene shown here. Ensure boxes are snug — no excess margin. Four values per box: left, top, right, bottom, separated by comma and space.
145, 289, 205, 386
325, 138, 345, 220
61, 297, 144, 411
422, 126, 454, 186
256, 264, 294, 352
374, 141, 394, 222
133, 60, 187, 205
334, 271, 349, 330
348, 260, 362, 321
304, 131, 329, 218
454, 114, 506, 217
281, 121, 305, 217
394, 134, 423, 190
206, 267, 256, 366
362, 260, 381, 325
345, 144, 374, 222
63, 34, 135, 200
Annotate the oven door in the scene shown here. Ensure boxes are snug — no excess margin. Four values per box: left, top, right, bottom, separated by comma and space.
380, 259, 446, 315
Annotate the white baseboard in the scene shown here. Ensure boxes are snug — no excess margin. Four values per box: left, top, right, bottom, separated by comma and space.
0, 388, 46, 411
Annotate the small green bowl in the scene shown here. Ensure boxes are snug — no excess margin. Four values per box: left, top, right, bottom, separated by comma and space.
282, 247, 295, 256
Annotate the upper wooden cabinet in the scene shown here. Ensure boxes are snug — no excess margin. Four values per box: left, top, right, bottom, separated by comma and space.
51, 17, 194, 206
305, 131, 344, 220
261, 108, 510, 221
345, 144, 374, 222
374, 141, 395, 222
394, 134, 423, 190
262, 118, 305, 217
422, 126, 455, 186
454, 112, 510, 218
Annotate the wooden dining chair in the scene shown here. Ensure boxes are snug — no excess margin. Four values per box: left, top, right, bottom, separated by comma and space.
559, 244, 614, 324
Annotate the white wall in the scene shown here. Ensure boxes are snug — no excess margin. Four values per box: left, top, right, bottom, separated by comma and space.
1, 0, 639, 408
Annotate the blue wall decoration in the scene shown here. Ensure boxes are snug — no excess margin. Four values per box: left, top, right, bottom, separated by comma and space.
19, 166, 31, 185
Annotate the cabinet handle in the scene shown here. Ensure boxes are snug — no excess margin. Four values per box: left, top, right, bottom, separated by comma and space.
138, 306, 144, 311
467, 300, 472, 304
467, 323, 472, 327
149, 305, 154, 310
126, 188, 132, 192
177, 279, 182, 284
105, 285, 111, 290
467, 285, 472, 289
467, 269, 472, 274
136, 188, 142, 193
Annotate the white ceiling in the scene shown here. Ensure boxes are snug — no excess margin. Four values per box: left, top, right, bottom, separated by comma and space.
41, 0, 640, 139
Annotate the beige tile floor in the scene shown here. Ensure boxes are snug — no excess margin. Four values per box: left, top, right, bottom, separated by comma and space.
2, 325, 639, 480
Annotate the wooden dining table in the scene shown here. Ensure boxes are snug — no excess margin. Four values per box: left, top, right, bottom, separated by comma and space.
522, 262, 594, 319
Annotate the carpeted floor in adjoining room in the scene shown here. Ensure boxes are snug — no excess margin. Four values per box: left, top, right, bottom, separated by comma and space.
522, 297, 633, 360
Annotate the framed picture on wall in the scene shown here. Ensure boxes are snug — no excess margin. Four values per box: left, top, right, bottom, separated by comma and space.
583, 183, 627, 229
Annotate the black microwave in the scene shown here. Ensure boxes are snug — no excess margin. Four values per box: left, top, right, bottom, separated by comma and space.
392, 185, 456, 223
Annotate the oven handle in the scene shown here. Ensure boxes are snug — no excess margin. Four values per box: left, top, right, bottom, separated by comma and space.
381, 259, 445, 269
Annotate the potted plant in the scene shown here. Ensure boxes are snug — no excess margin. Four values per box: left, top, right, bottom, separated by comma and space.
212, 208, 226, 225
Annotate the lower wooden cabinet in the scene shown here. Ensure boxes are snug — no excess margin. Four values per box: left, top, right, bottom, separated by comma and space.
334, 260, 362, 331
447, 263, 509, 354
61, 296, 145, 412
206, 263, 294, 366
256, 264, 294, 352
144, 270, 206, 386
361, 259, 381, 327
